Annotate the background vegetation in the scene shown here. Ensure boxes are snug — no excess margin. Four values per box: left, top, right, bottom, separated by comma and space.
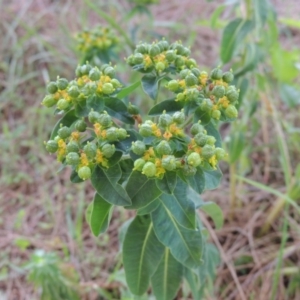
0, 0, 299, 299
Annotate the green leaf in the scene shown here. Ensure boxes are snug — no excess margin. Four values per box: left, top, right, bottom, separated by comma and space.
74, 100, 89, 117
118, 217, 134, 248
137, 199, 160, 215
210, 5, 226, 29
279, 84, 300, 108
156, 171, 177, 194
141, 74, 159, 100
117, 81, 141, 99
104, 97, 135, 124
107, 150, 123, 167
204, 167, 222, 190
70, 169, 84, 184
126, 171, 162, 209
204, 122, 222, 148
148, 99, 183, 116
151, 248, 183, 300
228, 131, 245, 164
123, 215, 164, 296
50, 110, 77, 139
151, 202, 203, 268
90, 193, 113, 236
115, 129, 141, 153
118, 159, 134, 185
198, 201, 224, 229
220, 18, 254, 63
87, 94, 105, 111
185, 167, 205, 194
254, 0, 271, 26
194, 107, 211, 125
91, 165, 131, 206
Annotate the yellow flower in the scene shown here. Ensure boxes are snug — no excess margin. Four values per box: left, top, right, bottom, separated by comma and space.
209, 155, 218, 169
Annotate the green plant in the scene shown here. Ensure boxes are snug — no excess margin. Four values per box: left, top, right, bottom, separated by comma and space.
42, 39, 240, 299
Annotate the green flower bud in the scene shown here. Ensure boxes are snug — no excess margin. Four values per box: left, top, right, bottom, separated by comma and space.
75, 120, 87, 132
127, 55, 135, 66
212, 85, 225, 98
212, 110, 221, 120
165, 50, 176, 62
190, 123, 204, 135
176, 93, 185, 101
98, 113, 112, 127
172, 111, 185, 124
206, 136, 216, 146
185, 58, 197, 68
226, 88, 239, 103
200, 98, 213, 112
102, 83, 114, 95
42, 95, 56, 107
149, 45, 160, 57
133, 53, 144, 65
57, 78, 68, 90
106, 127, 118, 142
155, 62, 165, 72
210, 68, 223, 80
111, 78, 122, 88
185, 74, 198, 87
139, 124, 153, 137
174, 44, 185, 55
222, 71, 234, 83
167, 80, 180, 92
47, 81, 58, 94
134, 158, 146, 171
186, 88, 199, 101
45, 140, 58, 153
104, 66, 115, 78
135, 43, 148, 54
187, 152, 201, 167
89, 68, 101, 81
80, 64, 91, 75
201, 145, 215, 159
182, 47, 191, 57
66, 141, 80, 153
215, 147, 226, 160
101, 144, 115, 158
127, 103, 139, 115
66, 152, 80, 165
101, 64, 111, 72
156, 140, 172, 156
78, 166, 91, 180
131, 141, 146, 155
88, 111, 101, 124
67, 86, 80, 98
191, 68, 201, 77
194, 133, 208, 147
175, 56, 185, 69
57, 98, 70, 111
179, 69, 190, 79
142, 162, 156, 177
117, 128, 127, 140
162, 155, 176, 171
225, 105, 238, 119
158, 40, 169, 51
83, 143, 97, 159
75, 65, 82, 77
58, 126, 72, 139
158, 113, 172, 128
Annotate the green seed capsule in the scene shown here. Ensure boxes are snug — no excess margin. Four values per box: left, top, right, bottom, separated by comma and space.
175, 56, 185, 69
78, 166, 91, 180
139, 124, 153, 137
185, 58, 197, 68
222, 71, 234, 83
106, 127, 118, 142
66, 152, 80, 165
135, 44, 148, 54
66, 141, 80, 153
210, 68, 223, 80
179, 69, 190, 79
67, 86, 80, 98
117, 128, 127, 140
165, 50, 176, 62
80, 64, 91, 75
142, 162, 156, 177
57, 78, 68, 90
42, 95, 56, 107
167, 80, 180, 92
158, 113, 172, 128
98, 113, 112, 127
127, 103, 139, 115
225, 105, 238, 119
156, 140, 172, 156
206, 136, 216, 146
134, 158, 146, 171
133, 53, 144, 65
88, 111, 101, 124
131, 141, 146, 155
172, 111, 185, 124
187, 152, 202, 167
211, 110, 221, 120
47, 81, 58, 94
176, 93, 185, 101
111, 79, 122, 88
104, 67, 115, 78
200, 98, 213, 112
191, 68, 201, 77
58, 126, 72, 139
190, 123, 204, 136
158, 40, 169, 51
102, 83, 114, 95
45, 140, 58, 153
101, 144, 115, 158
186, 88, 199, 101
149, 45, 160, 57
83, 143, 97, 159
215, 147, 226, 160
194, 133, 208, 147
75, 120, 87, 132
89, 68, 101, 81
174, 44, 185, 55
185, 74, 198, 87
155, 62, 165, 72
57, 98, 70, 111
162, 155, 177, 171
226, 88, 239, 103
101, 64, 111, 72
212, 85, 225, 98
182, 47, 191, 57
201, 145, 215, 159
75, 65, 82, 77
182, 165, 197, 176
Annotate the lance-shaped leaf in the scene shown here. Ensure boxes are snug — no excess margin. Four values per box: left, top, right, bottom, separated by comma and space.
137, 199, 160, 216
86, 94, 105, 111
50, 109, 77, 139
125, 171, 161, 209
194, 107, 211, 125
183, 167, 205, 195
104, 97, 134, 124
151, 248, 183, 300
117, 81, 141, 99
198, 201, 224, 229
91, 165, 131, 206
159, 178, 195, 229
204, 122, 222, 148
123, 215, 164, 296
204, 167, 222, 190
141, 74, 163, 100
148, 99, 183, 116
156, 171, 177, 194
89, 193, 113, 236
74, 100, 89, 117
151, 202, 203, 269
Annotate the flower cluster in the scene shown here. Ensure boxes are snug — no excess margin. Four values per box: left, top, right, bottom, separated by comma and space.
126, 40, 196, 73
166, 67, 239, 120
131, 110, 226, 178
76, 26, 118, 53
42, 64, 122, 112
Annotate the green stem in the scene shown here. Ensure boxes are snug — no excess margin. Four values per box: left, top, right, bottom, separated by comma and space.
230, 162, 237, 215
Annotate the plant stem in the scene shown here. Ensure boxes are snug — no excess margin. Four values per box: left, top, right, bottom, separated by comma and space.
229, 162, 237, 217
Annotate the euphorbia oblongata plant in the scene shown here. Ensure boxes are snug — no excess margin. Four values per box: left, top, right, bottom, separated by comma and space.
43, 39, 239, 299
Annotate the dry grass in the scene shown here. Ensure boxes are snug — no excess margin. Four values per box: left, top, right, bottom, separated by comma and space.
0, 0, 299, 299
